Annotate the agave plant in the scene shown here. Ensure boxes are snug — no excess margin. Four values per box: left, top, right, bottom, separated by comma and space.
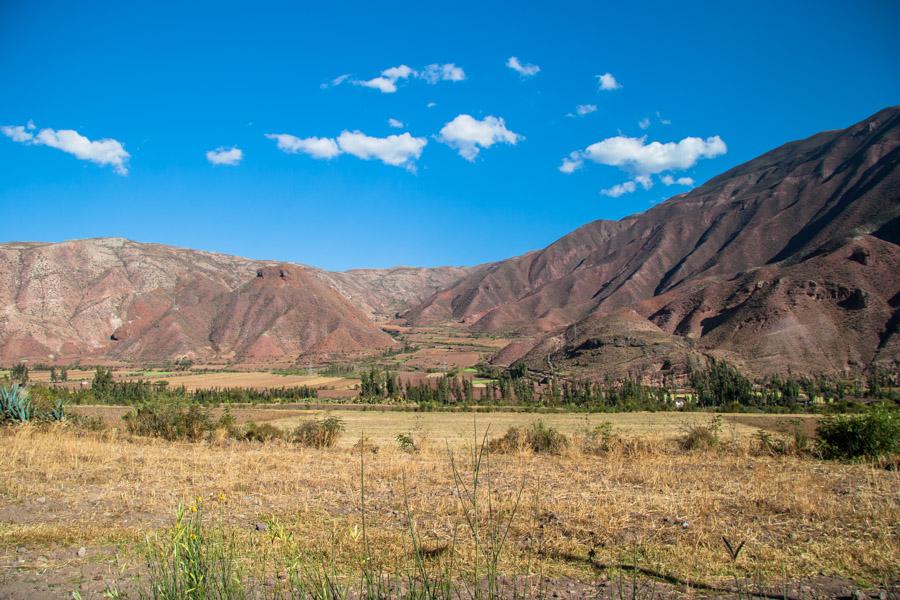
50, 398, 66, 422
0, 384, 33, 423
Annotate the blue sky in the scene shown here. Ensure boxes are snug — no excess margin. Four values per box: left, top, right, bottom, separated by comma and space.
1, 1, 898, 270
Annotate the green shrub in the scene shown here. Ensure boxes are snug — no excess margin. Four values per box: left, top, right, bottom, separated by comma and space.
489, 420, 569, 454
790, 418, 810, 454
816, 410, 899, 460
124, 403, 219, 441
292, 416, 345, 448
752, 430, 788, 456
581, 422, 617, 455
679, 416, 722, 451
240, 421, 286, 442
68, 412, 107, 432
396, 432, 418, 453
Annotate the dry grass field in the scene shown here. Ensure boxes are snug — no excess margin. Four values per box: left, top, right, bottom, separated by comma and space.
121, 371, 354, 391
0, 411, 896, 598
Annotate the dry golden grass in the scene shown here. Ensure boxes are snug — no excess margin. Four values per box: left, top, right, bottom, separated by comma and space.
122, 371, 352, 391
266, 410, 764, 448
0, 415, 897, 593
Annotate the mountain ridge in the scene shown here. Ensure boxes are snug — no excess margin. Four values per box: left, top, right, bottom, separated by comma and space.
405, 106, 900, 375
1, 107, 897, 375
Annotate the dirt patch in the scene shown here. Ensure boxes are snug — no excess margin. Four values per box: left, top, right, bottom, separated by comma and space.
726, 414, 821, 440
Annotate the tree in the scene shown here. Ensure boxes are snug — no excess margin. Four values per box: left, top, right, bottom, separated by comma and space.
10, 363, 28, 385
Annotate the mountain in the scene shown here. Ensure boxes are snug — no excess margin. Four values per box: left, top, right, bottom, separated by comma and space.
315, 266, 473, 321
0, 238, 469, 364
406, 107, 900, 376
2, 108, 898, 375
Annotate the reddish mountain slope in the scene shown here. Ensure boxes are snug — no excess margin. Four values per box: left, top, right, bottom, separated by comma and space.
314, 265, 473, 321
408, 107, 900, 375
0, 238, 469, 364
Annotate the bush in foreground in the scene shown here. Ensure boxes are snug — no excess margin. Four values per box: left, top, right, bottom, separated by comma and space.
488, 420, 569, 454
816, 410, 899, 460
292, 416, 345, 448
678, 416, 723, 451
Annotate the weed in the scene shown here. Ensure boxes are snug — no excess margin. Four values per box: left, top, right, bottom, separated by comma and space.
396, 432, 418, 453
293, 416, 345, 448
141, 502, 244, 599
240, 421, 286, 442
581, 421, 617, 455
751, 430, 788, 456
678, 415, 722, 451
488, 420, 569, 454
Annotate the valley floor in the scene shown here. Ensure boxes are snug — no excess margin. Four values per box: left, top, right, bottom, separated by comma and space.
0, 412, 897, 598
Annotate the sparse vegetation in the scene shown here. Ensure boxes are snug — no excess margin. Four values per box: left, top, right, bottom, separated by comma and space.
580, 421, 618, 455
488, 420, 569, 454
1, 409, 897, 598
123, 403, 222, 442
142, 502, 244, 599
678, 415, 723, 450
292, 416, 345, 448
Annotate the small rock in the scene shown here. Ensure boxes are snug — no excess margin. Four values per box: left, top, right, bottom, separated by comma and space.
254, 522, 268, 532
36, 497, 46, 504
76, 547, 86, 558
16, 547, 26, 554
681, 521, 690, 529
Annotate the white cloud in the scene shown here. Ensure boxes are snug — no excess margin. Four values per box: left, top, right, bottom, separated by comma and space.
506, 56, 540, 77
382, 65, 416, 80
601, 180, 637, 197
577, 134, 726, 176
558, 152, 584, 174
206, 146, 243, 166
3, 122, 130, 174
2, 125, 33, 142
388, 118, 404, 129
351, 63, 465, 93
355, 76, 398, 93
267, 129, 426, 170
420, 63, 465, 83
634, 174, 653, 190
567, 104, 598, 118
657, 111, 672, 125
597, 72, 622, 91
336, 130, 426, 170
266, 133, 341, 159
638, 117, 651, 130
354, 64, 417, 93
438, 114, 523, 161
321, 74, 351, 89
661, 174, 695, 186
426, 102, 437, 109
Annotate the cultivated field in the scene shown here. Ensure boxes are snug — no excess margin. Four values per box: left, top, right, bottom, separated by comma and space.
0, 410, 896, 598
121, 371, 352, 391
